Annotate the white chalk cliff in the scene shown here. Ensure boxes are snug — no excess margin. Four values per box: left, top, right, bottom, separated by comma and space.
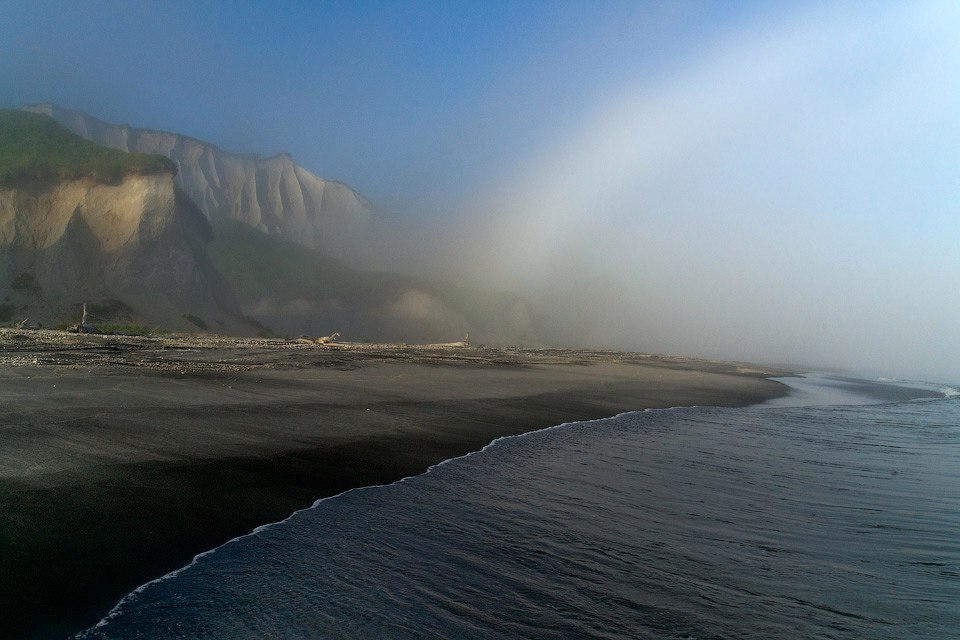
23, 103, 376, 265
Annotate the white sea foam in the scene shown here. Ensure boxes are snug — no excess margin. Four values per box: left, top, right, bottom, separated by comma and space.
892, 380, 960, 398
872, 375, 960, 400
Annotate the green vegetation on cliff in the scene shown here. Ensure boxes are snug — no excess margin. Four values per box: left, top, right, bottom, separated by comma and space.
0, 110, 176, 185
208, 220, 384, 302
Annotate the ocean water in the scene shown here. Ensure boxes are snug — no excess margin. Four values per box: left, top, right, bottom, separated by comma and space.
78, 378, 960, 639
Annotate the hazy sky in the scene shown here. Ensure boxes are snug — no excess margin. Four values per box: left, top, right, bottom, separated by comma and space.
3, 1, 959, 382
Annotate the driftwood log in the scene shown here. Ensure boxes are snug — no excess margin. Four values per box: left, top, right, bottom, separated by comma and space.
428, 333, 470, 348
316, 332, 340, 345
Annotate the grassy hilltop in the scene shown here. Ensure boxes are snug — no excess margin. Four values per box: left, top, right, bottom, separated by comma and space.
0, 109, 175, 185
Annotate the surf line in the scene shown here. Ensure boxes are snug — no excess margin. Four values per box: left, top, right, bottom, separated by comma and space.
79, 403, 712, 634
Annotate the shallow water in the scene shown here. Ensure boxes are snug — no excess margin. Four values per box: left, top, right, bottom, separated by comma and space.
80, 382, 960, 639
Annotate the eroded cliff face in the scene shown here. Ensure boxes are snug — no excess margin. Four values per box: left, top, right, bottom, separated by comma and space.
0, 173, 246, 331
22, 103, 376, 265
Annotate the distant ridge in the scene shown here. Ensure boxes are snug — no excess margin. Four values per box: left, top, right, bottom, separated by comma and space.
23, 103, 377, 265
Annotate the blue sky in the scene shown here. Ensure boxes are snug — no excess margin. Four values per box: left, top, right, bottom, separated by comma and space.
1, 0, 781, 211
3, 1, 960, 380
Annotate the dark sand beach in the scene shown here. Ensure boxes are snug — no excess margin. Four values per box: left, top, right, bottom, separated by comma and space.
0, 329, 791, 640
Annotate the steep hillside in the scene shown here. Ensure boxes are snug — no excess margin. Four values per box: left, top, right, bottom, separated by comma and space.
23, 103, 376, 265
209, 220, 538, 345
0, 111, 249, 332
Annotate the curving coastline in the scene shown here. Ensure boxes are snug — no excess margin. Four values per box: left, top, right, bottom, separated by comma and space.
0, 329, 792, 640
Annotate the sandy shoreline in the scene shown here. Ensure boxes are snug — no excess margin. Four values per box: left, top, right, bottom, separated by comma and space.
0, 329, 792, 640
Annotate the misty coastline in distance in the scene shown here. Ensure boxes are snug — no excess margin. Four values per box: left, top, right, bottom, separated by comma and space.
2, 98, 956, 381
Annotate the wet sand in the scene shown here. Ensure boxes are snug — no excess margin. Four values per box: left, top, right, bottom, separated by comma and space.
0, 330, 791, 640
